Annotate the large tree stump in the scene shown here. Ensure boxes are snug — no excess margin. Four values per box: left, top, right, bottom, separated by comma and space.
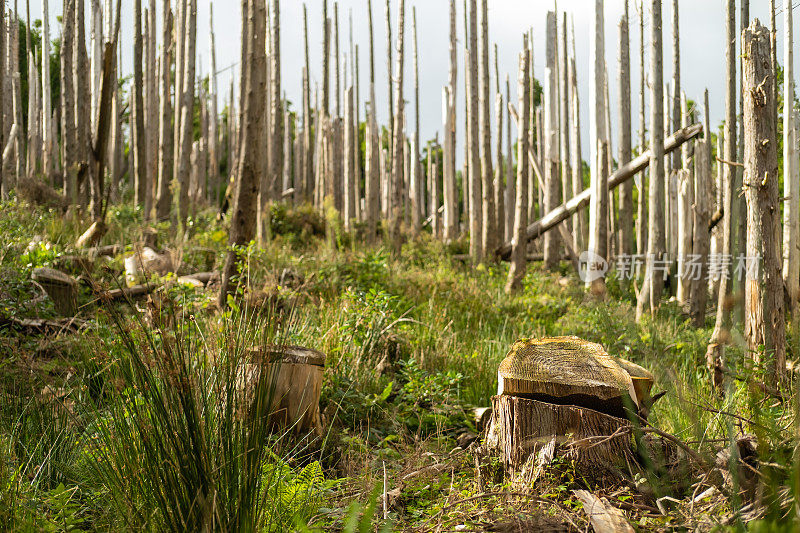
32, 267, 79, 316
487, 395, 633, 471
247, 345, 326, 436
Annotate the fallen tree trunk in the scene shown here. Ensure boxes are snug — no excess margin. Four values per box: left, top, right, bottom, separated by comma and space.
496, 123, 703, 259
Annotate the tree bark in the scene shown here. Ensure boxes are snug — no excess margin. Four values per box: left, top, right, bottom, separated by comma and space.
636, 0, 647, 256
635, 0, 665, 321
689, 128, 711, 327
479, 0, 495, 258
208, 2, 219, 206
618, 1, 633, 258
443, 0, 458, 242
389, 0, 405, 252
218, 0, 267, 308
177, 0, 197, 227
467, 0, 481, 263
784, 0, 799, 314
132, 0, 146, 209
494, 45, 504, 244
156, 2, 173, 221
61, 0, 77, 204
41, 0, 52, 183
365, 0, 379, 240
270, 0, 282, 203
410, 6, 421, 234
742, 20, 785, 386
706, 0, 737, 388
344, 85, 355, 229
504, 47, 529, 295
676, 93, 694, 306
588, 0, 607, 285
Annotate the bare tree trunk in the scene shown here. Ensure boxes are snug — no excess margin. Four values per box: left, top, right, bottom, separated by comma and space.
689, 89, 712, 327
302, 5, 313, 203
505, 47, 530, 294
219, 0, 267, 308
90, 0, 102, 135
61, 0, 76, 204
156, 2, 173, 220
208, 2, 219, 205
636, 0, 665, 320
559, 13, 571, 241
588, 0, 607, 286
544, 11, 560, 271
467, 0, 481, 263
333, 2, 340, 118
676, 93, 693, 306
389, 0, 405, 252
144, 0, 157, 219
385, 0, 393, 150
365, 0, 379, 240
784, 0, 799, 314
410, 6, 421, 234
636, 0, 647, 256
478, 0, 495, 258
618, 1, 633, 258
443, 0, 458, 242
344, 85, 355, 228
494, 44, 504, 244
742, 20, 785, 386
131, 0, 146, 209
177, 0, 197, 227
322, 0, 329, 116
706, 0, 737, 388
269, 0, 282, 204
173, 0, 185, 199
569, 23, 585, 252
354, 44, 362, 222
41, 0, 52, 183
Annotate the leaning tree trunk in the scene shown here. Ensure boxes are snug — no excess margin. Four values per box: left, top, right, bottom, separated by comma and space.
784, 0, 799, 314
636, 0, 665, 321
504, 47, 529, 295
218, 0, 267, 309
706, 0, 737, 388
742, 20, 785, 386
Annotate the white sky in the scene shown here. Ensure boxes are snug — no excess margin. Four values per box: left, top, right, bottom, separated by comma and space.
32, 0, 789, 164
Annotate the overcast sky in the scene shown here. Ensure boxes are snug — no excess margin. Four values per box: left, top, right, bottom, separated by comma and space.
33, 0, 789, 163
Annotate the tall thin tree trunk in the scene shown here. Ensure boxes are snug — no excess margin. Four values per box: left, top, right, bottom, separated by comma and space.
784, 0, 799, 314
636, 0, 647, 256
636, 0, 665, 320
177, 0, 197, 227
689, 89, 712, 327
618, 1, 633, 258
588, 0, 608, 287
706, 0, 737, 388
41, 0, 52, 183
90, 0, 102, 135
479, 0, 494, 258
156, 2, 173, 220
61, 0, 76, 204
569, 21, 585, 252
410, 6, 421, 234
219, 0, 267, 308
559, 13, 571, 240
365, 0, 379, 240
544, 11, 560, 271
505, 73, 513, 243
132, 0, 146, 209
505, 47, 529, 294
494, 44, 504, 244
344, 85, 355, 228
467, 0, 481, 263
208, 2, 219, 205
390, 0, 405, 252
270, 0, 282, 203
742, 19, 785, 386
443, 0, 458, 242
303, 5, 313, 203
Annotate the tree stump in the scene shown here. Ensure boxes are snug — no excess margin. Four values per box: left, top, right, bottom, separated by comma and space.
247, 345, 326, 436
487, 395, 633, 471
32, 267, 79, 316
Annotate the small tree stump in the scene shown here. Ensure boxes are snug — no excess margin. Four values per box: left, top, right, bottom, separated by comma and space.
487, 395, 633, 471
247, 345, 326, 436
32, 267, 79, 316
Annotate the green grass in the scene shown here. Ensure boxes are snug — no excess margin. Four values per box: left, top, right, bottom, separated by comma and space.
0, 195, 799, 530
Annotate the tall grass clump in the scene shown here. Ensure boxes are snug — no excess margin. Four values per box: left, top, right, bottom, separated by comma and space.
81, 293, 325, 531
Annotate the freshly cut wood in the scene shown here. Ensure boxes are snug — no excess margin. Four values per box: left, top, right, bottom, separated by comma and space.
32, 267, 79, 316
574, 490, 635, 533
487, 395, 633, 470
124, 247, 174, 285
497, 336, 639, 417
496, 123, 703, 259
246, 345, 326, 435
75, 220, 107, 249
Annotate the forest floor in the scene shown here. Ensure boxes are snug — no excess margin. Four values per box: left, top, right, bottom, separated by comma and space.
0, 197, 796, 531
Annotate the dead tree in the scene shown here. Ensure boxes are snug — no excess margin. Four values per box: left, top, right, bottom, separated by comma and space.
467, 0, 481, 263
505, 47, 530, 295
544, 11, 560, 271
302, 5, 313, 203
385, 0, 393, 150
636, 0, 647, 256
132, 0, 146, 208
494, 44, 504, 242
706, 0, 737, 388
479, 0, 495, 257
784, 0, 799, 314
145, 0, 157, 219
61, 0, 77, 204
344, 85, 355, 228
208, 2, 219, 204
689, 90, 712, 327
588, 0, 607, 286
156, 1, 173, 220
676, 93, 693, 306
218, 0, 267, 308
443, 0, 458, 242
41, 0, 52, 183
636, 0, 665, 320
365, 0, 379, 240
389, 0, 405, 252
742, 20, 785, 385
177, 0, 197, 226
569, 20, 585, 252
618, 1, 633, 258
270, 0, 282, 202
410, 6, 421, 234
